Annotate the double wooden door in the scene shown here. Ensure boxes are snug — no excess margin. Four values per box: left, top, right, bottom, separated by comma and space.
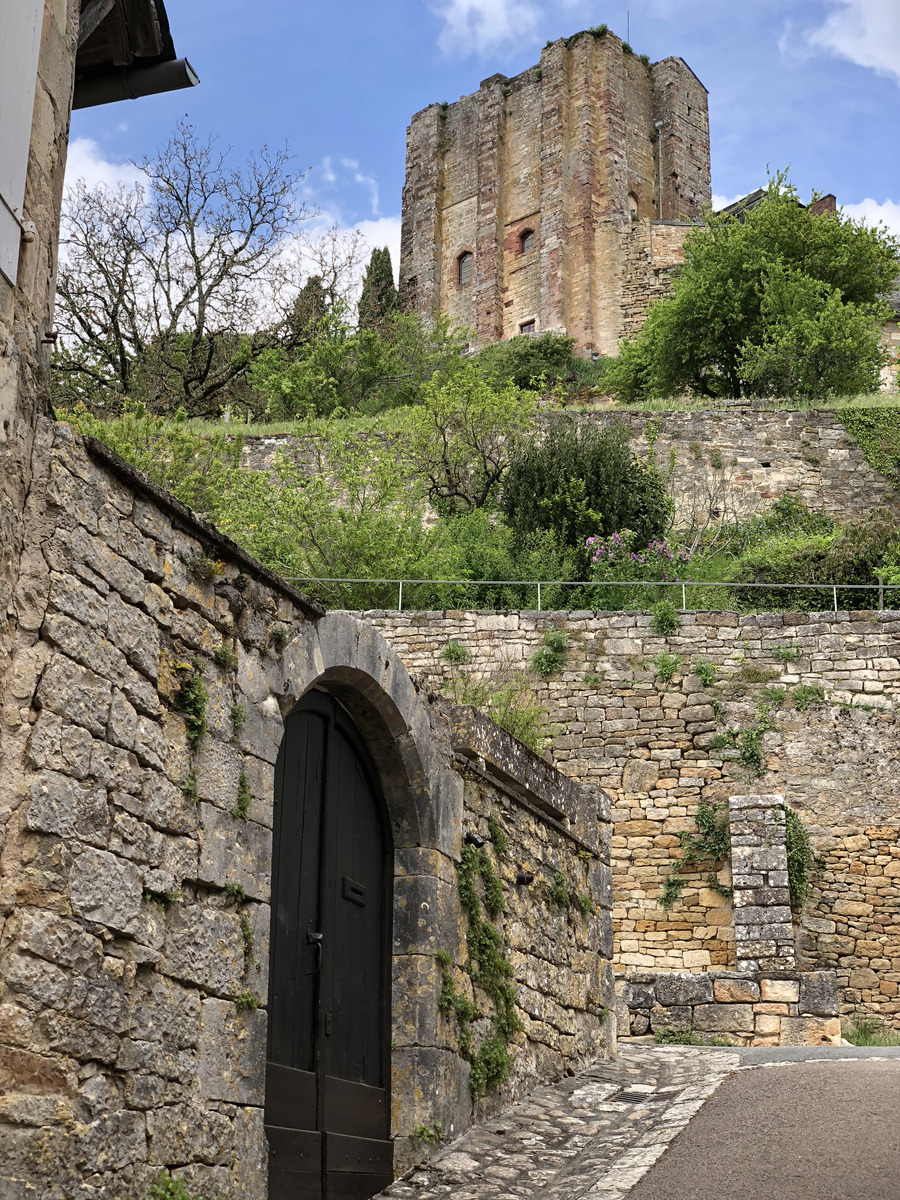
266, 690, 394, 1200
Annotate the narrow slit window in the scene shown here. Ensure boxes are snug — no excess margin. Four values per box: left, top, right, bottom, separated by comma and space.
520, 229, 535, 254
520, 320, 536, 335
458, 251, 473, 285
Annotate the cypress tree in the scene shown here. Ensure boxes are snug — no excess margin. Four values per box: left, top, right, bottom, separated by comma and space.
358, 248, 398, 332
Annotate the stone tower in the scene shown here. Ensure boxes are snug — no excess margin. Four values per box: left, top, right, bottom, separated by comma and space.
399, 27, 711, 354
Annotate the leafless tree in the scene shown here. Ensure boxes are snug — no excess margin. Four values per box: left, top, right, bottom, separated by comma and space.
54, 120, 316, 416
671, 453, 761, 554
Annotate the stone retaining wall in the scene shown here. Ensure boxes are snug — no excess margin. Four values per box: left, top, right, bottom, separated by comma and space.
616, 969, 841, 1046
0, 421, 614, 1198
369, 608, 900, 1026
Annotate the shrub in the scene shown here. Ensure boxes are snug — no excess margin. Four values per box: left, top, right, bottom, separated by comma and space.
655, 651, 681, 682
474, 332, 577, 391
502, 416, 671, 561
531, 628, 570, 676
651, 599, 680, 636
694, 660, 717, 687
441, 639, 472, 665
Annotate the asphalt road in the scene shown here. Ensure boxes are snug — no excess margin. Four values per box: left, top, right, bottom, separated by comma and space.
627, 1055, 900, 1200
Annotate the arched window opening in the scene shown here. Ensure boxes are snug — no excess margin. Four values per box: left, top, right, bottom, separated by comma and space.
458, 251, 473, 285
627, 192, 639, 219
520, 229, 535, 254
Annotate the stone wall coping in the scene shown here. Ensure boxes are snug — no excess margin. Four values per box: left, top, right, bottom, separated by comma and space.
82, 431, 324, 618
445, 702, 610, 831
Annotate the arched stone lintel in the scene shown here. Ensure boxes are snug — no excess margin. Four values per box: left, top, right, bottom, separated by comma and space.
282, 613, 462, 857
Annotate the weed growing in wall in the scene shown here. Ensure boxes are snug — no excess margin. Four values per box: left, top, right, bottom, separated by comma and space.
179, 550, 223, 585
214, 643, 238, 672
694, 660, 717, 687
777, 804, 823, 907
792, 683, 825, 713
148, 1173, 204, 1200
487, 814, 508, 854
530, 629, 570, 677
234, 991, 261, 1012
709, 701, 775, 777
651, 599, 680, 636
143, 888, 182, 910
266, 624, 291, 654
655, 651, 681, 683
181, 769, 198, 804
175, 660, 208, 745
231, 701, 246, 736
412, 1121, 445, 1143
224, 881, 246, 904
550, 869, 570, 908
660, 802, 731, 911
231, 770, 252, 820
444, 672, 549, 754
773, 644, 799, 663
837, 409, 900, 486
441, 639, 472, 665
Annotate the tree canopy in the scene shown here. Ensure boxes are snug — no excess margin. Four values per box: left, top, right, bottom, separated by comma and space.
608, 174, 900, 402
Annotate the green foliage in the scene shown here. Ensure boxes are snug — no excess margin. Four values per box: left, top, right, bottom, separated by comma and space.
655, 651, 681, 683
266, 624, 292, 653
622, 41, 633, 53
224, 881, 247, 904
773, 644, 799, 663
792, 683, 826, 712
181, 769, 199, 804
175, 659, 209, 746
403, 364, 537, 514
143, 888, 182, 910
659, 875, 686, 911
531, 628, 570, 676
654, 1028, 701, 1045
214, 643, 238, 672
694, 660, 717, 687
148, 1173, 205, 1200
501, 416, 671, 560
844, 1014, 900, 1046
837, 408, 900, 486
234, 990, 261, 1011
412, 1121, 445, 1143
455, 844, 524, 1099
62, 401, 242, 521
357, 247, 398, 333
780, 804, 822, 907
474, 332, 576, 391
710, 702, 775, 776
650, 599, 680, 636
487, 815, 508, 854
575, 892, 594, 916
550, 869, 570, 908
444, 672, 549, 754
608, 172, 899, 402
232, 770, 252, 820
231, 702, 247, 735
240, 913, 256, 956
441, 639, 472, 665
660, 801, 731, 911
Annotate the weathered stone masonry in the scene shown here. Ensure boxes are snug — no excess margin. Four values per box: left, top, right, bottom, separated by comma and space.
0, 420, 614, 1198
370, 608, 900, 1028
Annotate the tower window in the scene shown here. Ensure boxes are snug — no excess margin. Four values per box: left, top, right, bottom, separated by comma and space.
520, 229, 535, 253
519, 320, 536, 335
627, 192, 639, 219
458, 251, 473, 285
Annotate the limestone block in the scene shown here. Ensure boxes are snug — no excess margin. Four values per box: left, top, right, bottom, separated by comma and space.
163, 907, 245, 995
232, 1106, 268, 1198
36, 653, 112, 737
148, 1103, 233, 1166
107, 593, 160, 681
133, 975, 202, 1049
650, 1004, 692, 1033
622, 759, 659, 793
26, 770, 109, 846
760, 979, 800, 1003
392, 954, 454, 1051
195, 739, 244, 809
197, 803, 271, 903
393, 872, 457, 960
141, 770, 199, 837
779, 1016, 841, 1046
655, 974, 714, 1007
16, 912, 101, 973
754, 1013, 782, 1035
713, 977, 760, 1003
70, 848, 143, 935
693, 1003, 754, 1033
198, 999, 266, 1104
799, 971, 839, 1017
74, 1108, 148, 1173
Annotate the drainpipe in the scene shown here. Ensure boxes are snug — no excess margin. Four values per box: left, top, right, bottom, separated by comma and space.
655, 121, 664, 220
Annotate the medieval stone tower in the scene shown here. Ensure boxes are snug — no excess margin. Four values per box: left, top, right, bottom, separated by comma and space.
399, 27, 711, 354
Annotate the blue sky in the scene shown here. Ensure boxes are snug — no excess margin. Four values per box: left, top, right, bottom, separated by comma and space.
67, 0, 900, 274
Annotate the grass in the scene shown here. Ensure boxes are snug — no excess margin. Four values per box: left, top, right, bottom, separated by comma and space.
844, 1014, 900, 1046
598, 392, 893, 414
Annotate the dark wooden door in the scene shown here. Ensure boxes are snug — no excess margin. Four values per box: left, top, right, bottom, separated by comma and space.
266, 690, 394, 1200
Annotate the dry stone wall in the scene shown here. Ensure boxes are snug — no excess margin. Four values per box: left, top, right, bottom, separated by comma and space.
0, 420, 614, 1197
368, 607, 900, 1028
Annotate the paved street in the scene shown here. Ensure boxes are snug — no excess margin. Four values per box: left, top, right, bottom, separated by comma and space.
383, 1045, 900, 1200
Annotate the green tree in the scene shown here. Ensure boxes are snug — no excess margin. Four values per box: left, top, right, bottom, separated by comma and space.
403, 365, 538, 514
475, 332, 577, 390
609, 173, 899, 402
501, 417, 671, 560
358, 247, 398, 333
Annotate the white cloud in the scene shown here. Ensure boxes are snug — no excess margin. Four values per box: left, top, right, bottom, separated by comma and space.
356, 217, 402, 279
64, 137, 145, 191
840, 197, 900, 238
340, 157, 381, 217
433, 0, 541, 57
712, 191, 752, 211
806, 0, 900, 84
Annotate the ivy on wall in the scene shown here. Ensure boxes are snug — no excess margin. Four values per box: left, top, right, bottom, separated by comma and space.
837, 409, 900, 486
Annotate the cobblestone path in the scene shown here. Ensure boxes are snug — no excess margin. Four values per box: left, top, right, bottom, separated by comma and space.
384, 1045, 740, 1200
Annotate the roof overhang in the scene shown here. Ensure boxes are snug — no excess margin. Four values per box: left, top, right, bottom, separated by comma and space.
74, 0, 198, 109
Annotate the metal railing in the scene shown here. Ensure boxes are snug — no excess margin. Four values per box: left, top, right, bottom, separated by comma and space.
283, 576, 900, 613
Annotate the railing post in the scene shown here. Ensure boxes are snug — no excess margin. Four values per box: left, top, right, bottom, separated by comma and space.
537, 582, 542, 612
879, 580, 885, 612
398, 580, 403, 611
833, 585, 837, 614
682, 582, 687, 610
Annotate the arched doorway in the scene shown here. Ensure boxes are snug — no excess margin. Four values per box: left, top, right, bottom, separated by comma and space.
265, 689, 394, 1199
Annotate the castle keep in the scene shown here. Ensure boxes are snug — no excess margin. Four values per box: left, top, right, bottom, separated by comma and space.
399, 28, 711, 353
